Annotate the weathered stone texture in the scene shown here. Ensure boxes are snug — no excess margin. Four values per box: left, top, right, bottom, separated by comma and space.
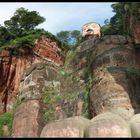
85, 112, 131, 137
19, 62, 60, 101
90, 69, 135, 118
0, 36, 64, 114
0, 50, 36, 114
129, 114, 140, 137
40, 116, 89, 137
33, 36, 64, 66
12, 100, 42, 137
90, 35, 140, 119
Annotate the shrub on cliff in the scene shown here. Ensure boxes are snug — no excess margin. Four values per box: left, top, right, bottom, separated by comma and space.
0, 7, 45, 48
0, 112, 12, 137
0, 25, 13, 46
0, 7, 65, 52
102, 3, 140, 36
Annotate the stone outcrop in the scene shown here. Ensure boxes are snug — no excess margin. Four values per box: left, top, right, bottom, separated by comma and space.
11, 33, 140, 137
1, 14, 140, 137
19, 62, 60, 101
12, 37, 90, 137
90, 35, 140, 119
12, 100, 42, 137
129, 114, 140, 137
0, 49, 36, 114
40, 116, 89, 137
85, 112, 131, 137
13, 47, 89, 136
33, 36, 65, 66
0, 36, 65, 114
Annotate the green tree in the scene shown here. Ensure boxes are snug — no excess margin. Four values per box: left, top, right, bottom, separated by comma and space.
110, 2, 125, 35
4, 7, 45, 37
56, 31, 70, 45
102, 2, 140, 36
71, 30, 81, 45
101, 19, 114, 35
130, 3, 140, 16
56, 30, 81, 46
104, 19, 110, 25
0, 25, 13, 46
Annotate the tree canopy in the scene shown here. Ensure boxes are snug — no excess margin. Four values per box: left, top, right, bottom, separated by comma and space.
0, 7, 48, 50
101, 2, 140, 36
101, 3, 125, 35
4, 7, 45, 37
0, 7, 70, 52
56, 30, 81, 46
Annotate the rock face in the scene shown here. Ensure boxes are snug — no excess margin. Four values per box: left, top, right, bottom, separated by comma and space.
0, 36, 65, 114
12, 33, 140, 137
1, 17, 140, 137
129, 114, 140, 137
2, 125, 9, 137
40, 116, 89, 137
11, 42, 91, 137
12, 100, 42, 137
85, 112, 131, 137
33, 36, 65, 66
0, 50, 36, 114
19, 62, 60, 101
90, 35, 140, 119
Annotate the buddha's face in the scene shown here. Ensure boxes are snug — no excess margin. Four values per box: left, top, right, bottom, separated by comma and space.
82, 23, 101, 38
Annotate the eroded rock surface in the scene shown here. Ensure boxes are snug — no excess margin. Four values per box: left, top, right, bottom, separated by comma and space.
33, 36, 65, 66
40, 116, 89, 137
0, 49, 37, 114
12, 100, 42, 137
11, 34, 140, 138
129, 114, 140, 137
0, 16, 140, 137
90, 35, 140, 119
0, 36, 65, 114
85, 112, 131, 137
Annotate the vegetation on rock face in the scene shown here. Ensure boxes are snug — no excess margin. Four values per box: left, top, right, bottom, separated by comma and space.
42, 82, 61, 123
0, 100, 18, 137
61, 43, 93, 119
0, 7, 69, 52
1, 2, 140, 137
0, 112, 12, 137
0, 7, 45, 47
83, 74, 92, 119
126, 67, 140, 77
42, 80, 82, 123
101, 2, 140, 36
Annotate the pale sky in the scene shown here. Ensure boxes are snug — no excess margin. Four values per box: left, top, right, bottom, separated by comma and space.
0, 2, 115, 35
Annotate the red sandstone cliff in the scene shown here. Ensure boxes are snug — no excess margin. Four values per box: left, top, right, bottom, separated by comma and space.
0, 36, 64, 114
